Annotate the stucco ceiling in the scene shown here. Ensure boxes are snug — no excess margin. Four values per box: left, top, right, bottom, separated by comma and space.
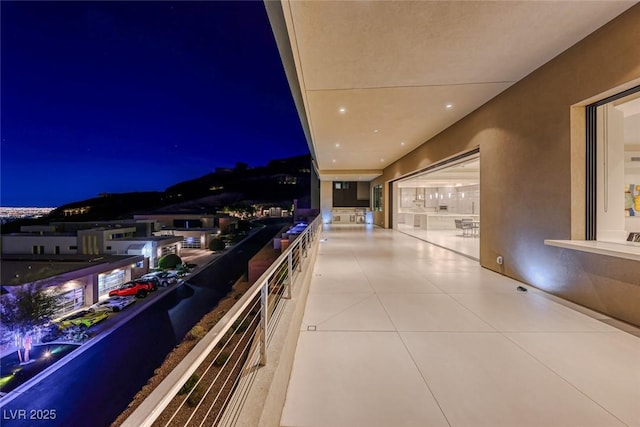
277, 0, 636, 181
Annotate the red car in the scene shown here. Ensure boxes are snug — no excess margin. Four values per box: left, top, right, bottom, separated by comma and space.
108, 281, 154, 298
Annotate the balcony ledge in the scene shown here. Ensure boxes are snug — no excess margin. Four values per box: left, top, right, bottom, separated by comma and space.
544, 239, 640, 262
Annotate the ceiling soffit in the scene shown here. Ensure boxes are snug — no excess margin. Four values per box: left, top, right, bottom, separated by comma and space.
280, 0, 636, 178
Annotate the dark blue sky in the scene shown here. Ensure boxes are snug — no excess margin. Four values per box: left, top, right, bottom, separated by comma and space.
1, 1, 308, 207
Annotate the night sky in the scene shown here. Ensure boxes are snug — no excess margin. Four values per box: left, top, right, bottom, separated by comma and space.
1, 1, 308, 207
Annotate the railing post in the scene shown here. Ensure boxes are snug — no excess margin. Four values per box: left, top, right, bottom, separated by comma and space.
286, 251, 293, 299
303, 232, 308, 258
260, 281, 268, 366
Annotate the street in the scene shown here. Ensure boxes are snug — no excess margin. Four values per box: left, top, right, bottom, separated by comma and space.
0, 219, 290, 427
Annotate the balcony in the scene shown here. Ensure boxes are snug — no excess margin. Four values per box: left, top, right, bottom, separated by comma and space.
125, 220, 640, 427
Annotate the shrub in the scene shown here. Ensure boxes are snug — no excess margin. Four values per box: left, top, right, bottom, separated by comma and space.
213, 351, 230, 367
158, 253, 182, 269
186, 384, 204, 407
179, 374, 199, 395
187, 325, 207, 340
220, 329, 235, 346
209, 238, 225, 252
233, 318, 253, 334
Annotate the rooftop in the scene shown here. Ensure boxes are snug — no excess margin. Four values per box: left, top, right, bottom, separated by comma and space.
0, 254, 143, 286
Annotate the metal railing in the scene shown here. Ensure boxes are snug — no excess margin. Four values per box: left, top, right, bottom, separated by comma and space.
122, 215, 321, 427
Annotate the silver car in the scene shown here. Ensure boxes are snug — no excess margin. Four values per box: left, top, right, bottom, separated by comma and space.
142, 271, 179, 287
89, 295, 137, 313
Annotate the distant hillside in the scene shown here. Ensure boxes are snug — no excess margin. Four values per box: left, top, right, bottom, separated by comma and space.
1, 154, 312, 233
165, 155, 312, 201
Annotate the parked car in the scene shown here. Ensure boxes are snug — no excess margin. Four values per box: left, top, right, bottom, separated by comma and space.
141, 271, 178, 287
89, 295, 137, 313
108, 281, 154, 298
56, 310, 109, 329
132, 276, 159, 291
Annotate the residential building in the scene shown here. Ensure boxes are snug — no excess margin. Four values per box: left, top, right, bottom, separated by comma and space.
266, 0, 640, 327
134, 213, 237, 249
122, 4, 640, 426
1, 221, 181, 269
0, 254, 145, 316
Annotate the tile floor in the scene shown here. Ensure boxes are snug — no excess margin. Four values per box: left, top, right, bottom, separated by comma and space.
396, 223, 480, 260
280, 225, 640, 427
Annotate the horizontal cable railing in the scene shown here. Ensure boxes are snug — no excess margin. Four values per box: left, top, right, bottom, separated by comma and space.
122, 215, 321, 427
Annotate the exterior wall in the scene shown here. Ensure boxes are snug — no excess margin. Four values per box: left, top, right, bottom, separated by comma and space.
87, 274, 97, 305
103, 227, 136, 242
320, 180, 333, 223
218, 217, 238, 233
0, 261, 141, 311
1, 235, 78, 255
77, 229, 102, 255
134, 214, 217, 229
105, 240, 149, 255
178, 230, 210, 249
332, 181, 370, 207
130, 259, 149, 280
373, 6, 640, 326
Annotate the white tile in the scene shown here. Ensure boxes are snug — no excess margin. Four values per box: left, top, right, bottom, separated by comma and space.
401, 332, 626, 427
397, 224, 480, 260
283, 225, 639, 427
308, 273, 374, 294
281, 331, 449, 427
363, 269, 442, 293
378, 293, 494, 331
451, 292, 618, 332
506, 331, 640, 427
302, 293, 395, 331
424, 270, 521, 294
314, 253, 363, 274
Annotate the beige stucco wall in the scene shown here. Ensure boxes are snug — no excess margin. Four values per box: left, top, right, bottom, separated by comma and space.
320, 180, 333, 223
373, 5, 640, 326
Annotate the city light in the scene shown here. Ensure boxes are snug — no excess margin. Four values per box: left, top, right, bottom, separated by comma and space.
0, 207, 56, 224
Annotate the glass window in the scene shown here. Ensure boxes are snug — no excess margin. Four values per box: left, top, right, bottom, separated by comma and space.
592, 90, 640, 242
98, 270, 125, 296
372, 185, 383, 212
182, 236, 202, 249
392, 155, 480, 260
54, 287, 84, 317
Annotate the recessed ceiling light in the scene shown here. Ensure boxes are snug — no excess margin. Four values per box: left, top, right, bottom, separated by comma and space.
332, 159, 336, 163
335, 143, 340, 148
445, 103, 454, 109
400, 142, 405, 146
339, 107, 346, 113
380, 158, 384, 162
373, 129, 379, 133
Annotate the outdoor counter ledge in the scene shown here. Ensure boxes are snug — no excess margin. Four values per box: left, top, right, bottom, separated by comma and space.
544, 239, 640, 262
